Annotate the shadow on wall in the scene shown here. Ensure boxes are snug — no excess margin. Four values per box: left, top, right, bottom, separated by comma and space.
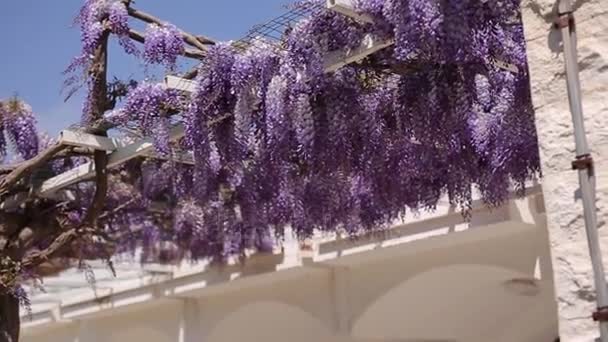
207, 265, 556, 342
353, 264, 557, 342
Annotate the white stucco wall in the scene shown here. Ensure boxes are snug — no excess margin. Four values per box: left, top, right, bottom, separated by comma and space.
21, 196, 558, 342
521, 0, 608, 340
20, 1, 606, 339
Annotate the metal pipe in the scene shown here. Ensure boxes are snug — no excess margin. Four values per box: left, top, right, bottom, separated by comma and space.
556, 0, 608, 340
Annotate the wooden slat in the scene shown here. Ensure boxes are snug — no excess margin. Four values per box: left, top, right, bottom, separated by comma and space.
324, 34, 395, 73
59, 130, 128, 151
141, 150, 195, 165
166, 35, 395, 93
326, 0, 374, 23
61, 129, 195, 165
325, 0, 519, 74
165, 75, 197, 93
38, 124, 185, 197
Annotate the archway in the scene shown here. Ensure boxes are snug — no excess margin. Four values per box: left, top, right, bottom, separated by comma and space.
353, 264, 556, 342
206, 301, 333, 342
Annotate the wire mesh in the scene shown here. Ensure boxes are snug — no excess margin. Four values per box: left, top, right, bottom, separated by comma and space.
232, 1, 326, 53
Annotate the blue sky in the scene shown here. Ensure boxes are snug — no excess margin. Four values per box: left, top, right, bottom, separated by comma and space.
0, 0, 290, 135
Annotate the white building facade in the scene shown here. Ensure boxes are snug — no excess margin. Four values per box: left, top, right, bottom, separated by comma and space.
19, 0, 608, 341
522, 0, 608, 339
21, 192, 558, 342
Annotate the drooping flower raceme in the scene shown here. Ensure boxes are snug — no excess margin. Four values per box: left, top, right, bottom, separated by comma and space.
67, 0, 137, 76
60, 0, 542, 264
106, 81, 182, 155
66, 0, 138, 124
143, 23, 185, 69
0, 98, 39, 160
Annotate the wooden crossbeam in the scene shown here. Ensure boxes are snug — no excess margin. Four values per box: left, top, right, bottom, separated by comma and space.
166, 1, 517, 94
59, 130, 130, 151
61, 128, 195, 165
326, 0, 374, 23
166, 33, 394, 93
326, 0, 520, 74
38, 124, 185, 197
165, 75, 197, 93
324, 34, 394, 73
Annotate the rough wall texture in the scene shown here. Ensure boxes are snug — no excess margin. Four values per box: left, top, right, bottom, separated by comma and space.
521, 0, 608, 340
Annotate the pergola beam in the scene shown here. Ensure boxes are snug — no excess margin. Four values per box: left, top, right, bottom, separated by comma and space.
326, 0, 374, 23
326, 0, 519, 74
166, 1, 518, 94
38, 125, 185, 197
324, 34, 394, 73
58, 130, 129, 152
165, 75, 197, 93
166, 33, 395, 93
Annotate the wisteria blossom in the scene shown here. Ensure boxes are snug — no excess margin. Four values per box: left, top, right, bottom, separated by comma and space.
143, 23, 185, 69
3, 0, 540, 293
0, 98, 39, 160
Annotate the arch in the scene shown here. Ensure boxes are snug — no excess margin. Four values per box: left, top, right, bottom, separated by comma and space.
96, 326, 173, 342
353, 264, 555, 342
206, 301, 334, 342
88, 304, 181, 342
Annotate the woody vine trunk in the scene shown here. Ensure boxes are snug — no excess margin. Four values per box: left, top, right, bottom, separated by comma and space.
0, 293, 19, 342
0, 19, 112, 342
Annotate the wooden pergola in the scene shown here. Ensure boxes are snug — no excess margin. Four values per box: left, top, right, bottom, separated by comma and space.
0, 0, 523, 215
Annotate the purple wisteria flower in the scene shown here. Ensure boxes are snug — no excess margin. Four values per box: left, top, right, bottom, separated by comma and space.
143, 23, 185, 69
55, 0, 542, 263
0, 98, 39, 160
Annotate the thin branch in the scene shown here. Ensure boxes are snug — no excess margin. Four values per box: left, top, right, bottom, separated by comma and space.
207, 112, 233, 127
21, 150, 109, 269
195, 35, 215, 46
0, 166, 18, 175
98, 198, 139, 220
87, 30, 111, 124
181, 67, 199, 80
20, 228, 77, 269
0, 143, 66, 202
0, 148, 92, 175
84, 151, 109, 225
124, 4, 213, 52
128, 29, 206, 60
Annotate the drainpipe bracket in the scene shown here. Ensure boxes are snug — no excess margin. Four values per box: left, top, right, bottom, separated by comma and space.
592, 306, 608, 322
572, 154, 594, 171
554, 12, 574, 29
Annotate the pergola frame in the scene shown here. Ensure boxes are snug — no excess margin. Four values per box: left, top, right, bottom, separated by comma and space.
0, 2, 576, 341
3, 0, 525, 208
1, 1, 600, 340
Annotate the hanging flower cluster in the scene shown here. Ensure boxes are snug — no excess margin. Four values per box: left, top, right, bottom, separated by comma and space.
52, 0, 540, 263
66, 0, 137, 76
106, 81, 182, 155
356, 0, 525, 66
143, 23, 185, 69
65, 0, 138, 124
141, 0, 539, 261
0, 98, 39, 161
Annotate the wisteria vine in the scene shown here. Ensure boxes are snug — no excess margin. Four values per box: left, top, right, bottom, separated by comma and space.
0, 98, 39, 161
66, 0, 136, 77
1, 0, 539, 269
91, 0, 542, 262
143, 23, 185, 69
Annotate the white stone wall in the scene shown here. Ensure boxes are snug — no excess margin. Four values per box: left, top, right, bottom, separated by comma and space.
21, 219, 556, 342
522, 0, 608, 340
